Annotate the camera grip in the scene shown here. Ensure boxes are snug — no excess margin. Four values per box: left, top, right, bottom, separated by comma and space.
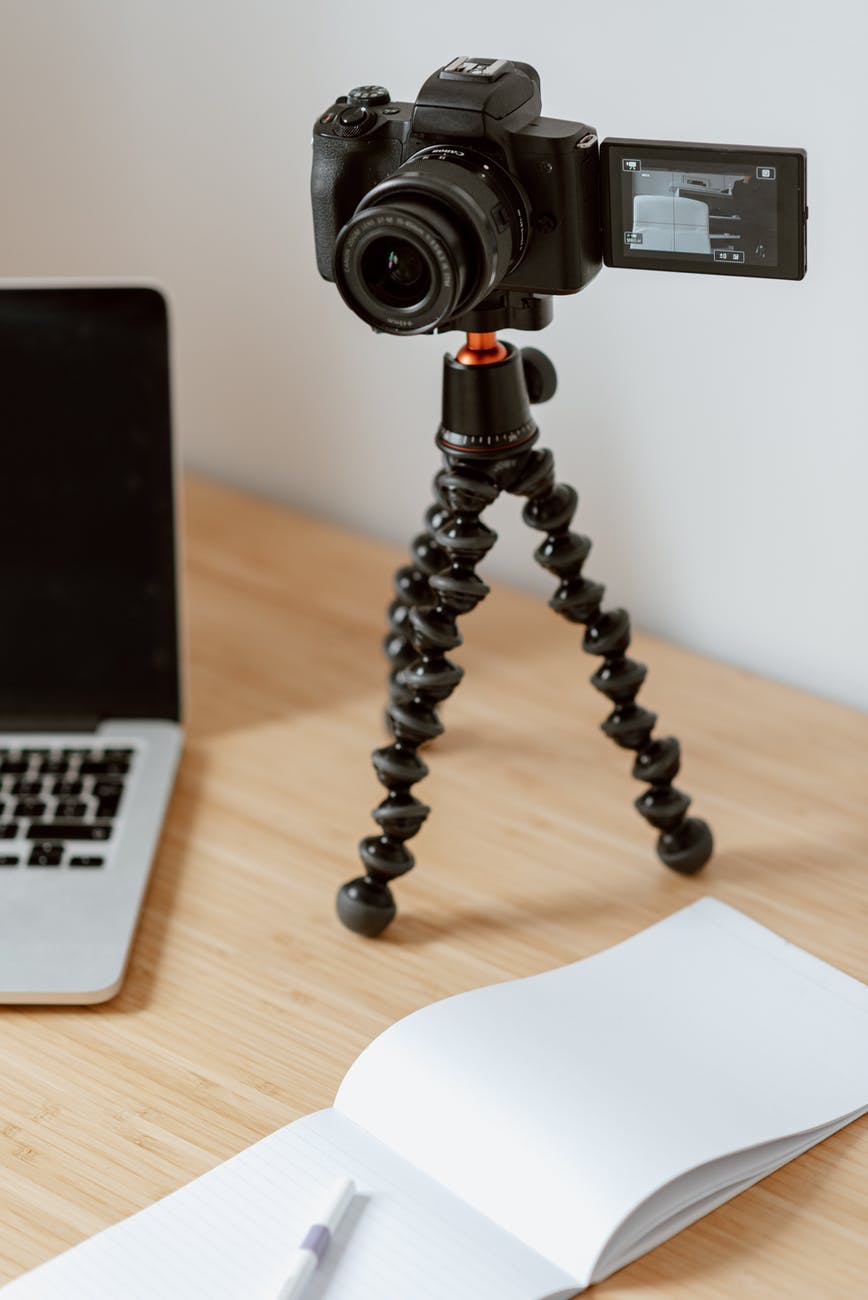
311, 135, 402, 281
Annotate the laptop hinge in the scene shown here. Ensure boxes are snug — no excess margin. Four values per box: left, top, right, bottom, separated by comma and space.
0, 716, 101, 734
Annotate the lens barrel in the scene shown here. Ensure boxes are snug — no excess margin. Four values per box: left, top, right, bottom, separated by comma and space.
334, 147, 528, 334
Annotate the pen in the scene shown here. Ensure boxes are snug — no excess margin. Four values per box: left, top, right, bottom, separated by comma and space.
276, 1174, 356, 1300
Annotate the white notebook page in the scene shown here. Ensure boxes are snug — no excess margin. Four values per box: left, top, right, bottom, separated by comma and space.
1, 1108, 575, 1300
597, 1112, 864, 1279
336, 898, 868, 1284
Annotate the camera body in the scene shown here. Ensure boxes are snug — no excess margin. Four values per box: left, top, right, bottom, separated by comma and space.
312, 58, 602, 333
311, 57, 807, 335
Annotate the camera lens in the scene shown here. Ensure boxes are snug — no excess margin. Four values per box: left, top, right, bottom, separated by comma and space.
333, 148, 528, 334
334, 195, 469, 333
360, 237, 432, 308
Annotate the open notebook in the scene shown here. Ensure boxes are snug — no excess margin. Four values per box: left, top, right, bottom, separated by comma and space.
6, 898, 868, 1299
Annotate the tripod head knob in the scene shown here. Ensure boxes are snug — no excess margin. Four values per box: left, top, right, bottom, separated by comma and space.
520, 347, 558, 404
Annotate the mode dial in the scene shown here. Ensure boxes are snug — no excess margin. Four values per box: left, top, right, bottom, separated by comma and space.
348, 85, 391, 106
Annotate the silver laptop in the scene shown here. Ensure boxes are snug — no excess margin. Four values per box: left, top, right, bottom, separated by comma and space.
0, 284, 183, 1003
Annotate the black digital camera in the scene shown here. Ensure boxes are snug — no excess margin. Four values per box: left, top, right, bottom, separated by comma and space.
311, 57, 807, 336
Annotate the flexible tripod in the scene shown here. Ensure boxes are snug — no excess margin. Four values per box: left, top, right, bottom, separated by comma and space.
337, 308, 713, 936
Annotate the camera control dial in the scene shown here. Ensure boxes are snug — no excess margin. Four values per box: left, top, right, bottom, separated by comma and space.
348, 85, 391, 106
332, 105, 378, 137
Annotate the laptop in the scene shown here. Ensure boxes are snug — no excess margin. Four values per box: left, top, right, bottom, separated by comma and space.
0, 284, 183, 1003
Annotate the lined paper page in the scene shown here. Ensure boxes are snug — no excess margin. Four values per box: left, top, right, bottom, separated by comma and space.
2, 1109, 576, 1300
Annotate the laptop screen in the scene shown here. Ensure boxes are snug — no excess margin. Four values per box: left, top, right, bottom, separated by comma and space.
0, 286, 180, 725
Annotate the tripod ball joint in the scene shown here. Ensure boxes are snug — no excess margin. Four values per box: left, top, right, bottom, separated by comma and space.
656, 818, 714, 875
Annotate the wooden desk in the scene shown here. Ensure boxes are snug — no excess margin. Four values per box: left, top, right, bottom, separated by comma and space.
2, 477, 867, 1296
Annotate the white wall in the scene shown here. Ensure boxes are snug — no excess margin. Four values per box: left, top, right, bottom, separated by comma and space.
2, 1, 866, 709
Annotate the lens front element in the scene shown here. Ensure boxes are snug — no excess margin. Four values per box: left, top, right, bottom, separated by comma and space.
361, 237, 433, 308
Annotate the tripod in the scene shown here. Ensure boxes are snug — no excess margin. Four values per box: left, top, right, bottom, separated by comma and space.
337, 315, 713, 937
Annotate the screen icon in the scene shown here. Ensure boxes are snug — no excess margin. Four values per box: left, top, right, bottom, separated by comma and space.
622, 159, 641, 172
714, 250, 746, 263
625, 231, 643, 245
756, 166, 776, 180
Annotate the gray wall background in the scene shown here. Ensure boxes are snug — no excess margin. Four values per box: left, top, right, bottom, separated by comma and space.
2, 1, 866, 708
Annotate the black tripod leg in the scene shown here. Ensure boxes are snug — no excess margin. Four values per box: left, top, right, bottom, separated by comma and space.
337, 463, 501, 936
510, 448, 713, 874
384, 471, 450, 713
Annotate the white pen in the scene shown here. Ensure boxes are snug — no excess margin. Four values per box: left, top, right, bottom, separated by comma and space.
276, 1174, 357, 1300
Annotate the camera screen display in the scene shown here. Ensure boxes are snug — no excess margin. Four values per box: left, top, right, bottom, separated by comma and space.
601, 139, 806, 280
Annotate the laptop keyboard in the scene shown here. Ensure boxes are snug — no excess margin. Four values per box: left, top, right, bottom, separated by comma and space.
0, 747, 135, 868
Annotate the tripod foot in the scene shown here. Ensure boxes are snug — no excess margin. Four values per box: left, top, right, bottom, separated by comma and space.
655, 817, 714, 875
336, 877, 397, 937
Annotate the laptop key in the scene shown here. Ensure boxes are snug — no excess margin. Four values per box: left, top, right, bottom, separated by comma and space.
39, 758, 68, 775
69, 856, 104, 868
12, 780, 43, 796
0, 759, 27, 775
0, 856, 19, 867
15, 799, 47, 818
55, 800, 87, 819
95, 796, 121, 819
53, 779, 84, 797
80, 759, 130, 776
29, 842, 63, 867
92, 779, 124, 800
28, 822, 111, 841
0, 823, 19, 839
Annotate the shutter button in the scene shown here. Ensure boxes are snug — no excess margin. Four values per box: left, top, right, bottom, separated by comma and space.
333, 105, 376, 137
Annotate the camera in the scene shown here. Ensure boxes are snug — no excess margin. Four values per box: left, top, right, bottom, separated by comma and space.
311, 57, 807, 336
311, 58, 601, 335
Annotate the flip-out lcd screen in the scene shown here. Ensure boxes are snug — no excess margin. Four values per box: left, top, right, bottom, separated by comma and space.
602, 139, 806, 280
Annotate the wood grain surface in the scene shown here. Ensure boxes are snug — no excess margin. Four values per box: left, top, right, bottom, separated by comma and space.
1, 476, 866, 1296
